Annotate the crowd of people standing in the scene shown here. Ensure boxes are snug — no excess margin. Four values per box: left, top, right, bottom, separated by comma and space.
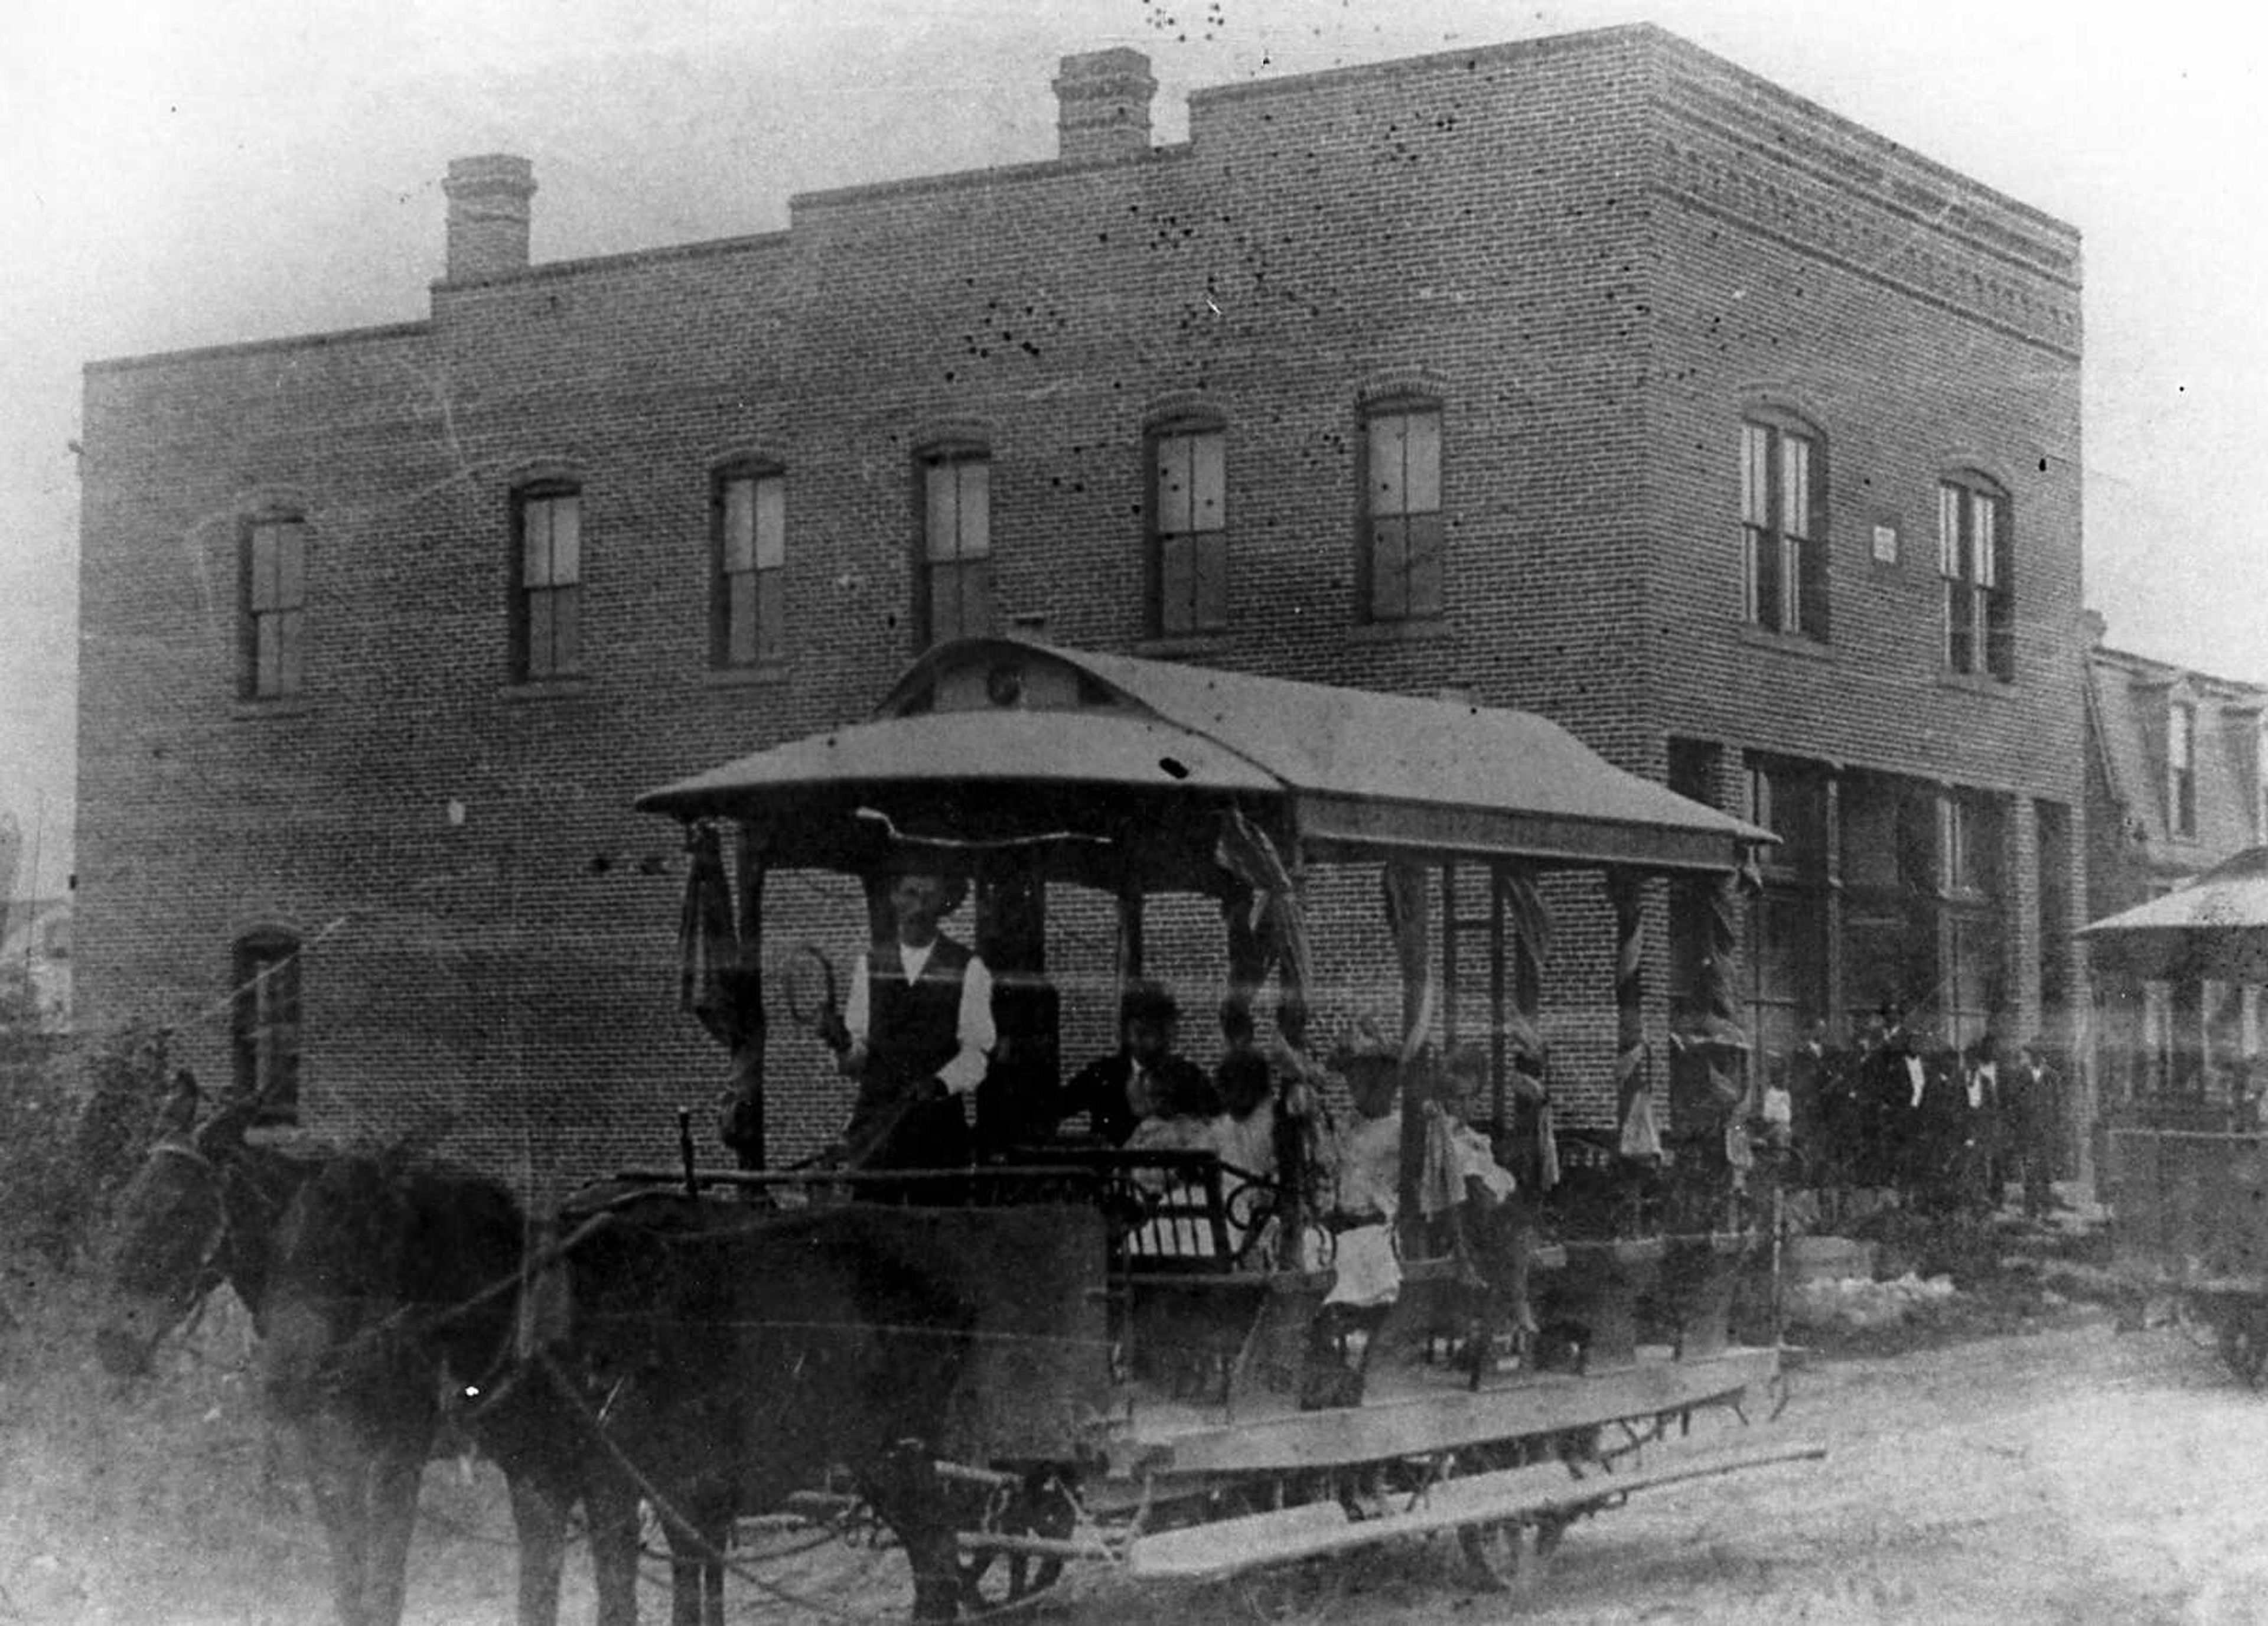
1771, 1005, 2067, 1220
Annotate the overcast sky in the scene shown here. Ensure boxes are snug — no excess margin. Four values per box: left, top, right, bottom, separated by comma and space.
4, 0, 2263, 898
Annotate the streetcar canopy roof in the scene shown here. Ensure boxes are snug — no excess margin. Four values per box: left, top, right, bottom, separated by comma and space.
637, 638, 1772, 883
2078, 844, 2268, 983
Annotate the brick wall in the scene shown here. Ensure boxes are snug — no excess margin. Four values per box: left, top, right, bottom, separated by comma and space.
77, 24, 2083, 1199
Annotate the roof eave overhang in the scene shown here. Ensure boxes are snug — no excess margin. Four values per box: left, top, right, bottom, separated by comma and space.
1294, 793, 1765, 874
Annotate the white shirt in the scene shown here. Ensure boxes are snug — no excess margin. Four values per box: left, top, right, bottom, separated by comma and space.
842, 940, 996, 1097
1335, 1112, 1405, 1223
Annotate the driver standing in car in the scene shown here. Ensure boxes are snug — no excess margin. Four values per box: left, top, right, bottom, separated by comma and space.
838, 859, 996, 1184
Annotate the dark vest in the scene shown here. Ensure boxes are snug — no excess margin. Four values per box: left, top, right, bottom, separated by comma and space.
855, 935, 973, 1120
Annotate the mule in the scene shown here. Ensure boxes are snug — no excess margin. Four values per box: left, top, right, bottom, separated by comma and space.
98, 1112, 711, 1626
97, 1093, 316, 1378
258, 1152, 645, 1626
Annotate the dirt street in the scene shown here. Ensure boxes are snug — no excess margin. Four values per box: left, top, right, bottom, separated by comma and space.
8, 1301, 2268, 1624
1072, 1317, 2268, 1626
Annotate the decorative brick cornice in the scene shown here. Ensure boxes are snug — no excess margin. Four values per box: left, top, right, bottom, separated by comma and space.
1653, 66, 2081, 360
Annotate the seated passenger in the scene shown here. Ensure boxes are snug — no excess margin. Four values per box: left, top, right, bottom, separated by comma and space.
1431, 1044, 1537, 1355
1324, 1044, 1405, 1311
1420, 1044, 1518, 1216
1061, 980, 1220, 1146
1208, 1044, 1278, 1179
1175, 1042, 1281, 1263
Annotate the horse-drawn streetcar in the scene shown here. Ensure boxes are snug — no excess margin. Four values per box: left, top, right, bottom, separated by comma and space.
594, 635, 1822, 1618
103, 635, 1825, 1625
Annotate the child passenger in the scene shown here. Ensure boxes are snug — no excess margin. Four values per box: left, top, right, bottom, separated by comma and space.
1323, 1041, 1407, 1310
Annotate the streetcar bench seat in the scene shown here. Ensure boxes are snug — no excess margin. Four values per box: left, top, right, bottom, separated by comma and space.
1110, 1151, 1281, 1274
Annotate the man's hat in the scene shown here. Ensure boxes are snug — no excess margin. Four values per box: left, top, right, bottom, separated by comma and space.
1119, 979, 1179, 1028
882, 849, 969, 912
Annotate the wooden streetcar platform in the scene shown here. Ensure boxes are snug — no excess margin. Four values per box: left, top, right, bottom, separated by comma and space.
1104, 1345, 1781, 1479
1120, 1435, 1827, 1581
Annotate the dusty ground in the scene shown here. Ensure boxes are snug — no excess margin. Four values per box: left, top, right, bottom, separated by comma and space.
7, 1247, 2268, 1625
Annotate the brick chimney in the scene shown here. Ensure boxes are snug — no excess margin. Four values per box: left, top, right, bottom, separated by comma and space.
442, 154, 536, 282
1053, 49, 1155, 164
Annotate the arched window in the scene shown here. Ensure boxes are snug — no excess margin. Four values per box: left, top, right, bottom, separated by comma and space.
1739, 410, 1827, 640
239, 509, 308, 698
232, 930, 301, 1122
1146, 417, 1227, 636
1357, 396, 1444, 622
1937, 470, 2012, 680
915, 443, 993, 649
510, 480, 583, 680
712, 461, 786, 667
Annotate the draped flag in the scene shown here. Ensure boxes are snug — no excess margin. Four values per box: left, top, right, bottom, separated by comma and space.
1500, 865, 1552, 1063
1214, 808, 1314, 1049
1699, 862, 1762, 1172
1498, 865, 1559, 1189
1214, 808, 1327, 1214
1536, 1089, 1563, 1190
1608, 870, 1662, 1159
679, 821, 739, 1044
678, 821, 770, 1166
1381, 859, 1436, 1060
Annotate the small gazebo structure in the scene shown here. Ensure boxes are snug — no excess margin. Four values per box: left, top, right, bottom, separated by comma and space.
2080, 845, 2268, 1130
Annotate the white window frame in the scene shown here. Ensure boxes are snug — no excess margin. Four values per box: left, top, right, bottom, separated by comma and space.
243, 514, 307, 699
919, 449, 993, 649
2169, 700, 2198, 839
1741, 418, 1824, 638
514, 487, 583, 680
716, 467, 786, 667
1938, 476, 2012, 680
1361, 402, 1445, 622
1150, 426, 1227, 636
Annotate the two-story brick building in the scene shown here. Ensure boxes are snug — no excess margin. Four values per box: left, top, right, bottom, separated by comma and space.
76, 25, 2087, 1194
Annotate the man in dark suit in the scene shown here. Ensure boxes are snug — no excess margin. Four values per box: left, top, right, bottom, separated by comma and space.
1784, 1018, 1834, 1175
1061, 980, 1217, 1145
2004, 1039, 2065, 1219
1855, 1002, 1925, 1194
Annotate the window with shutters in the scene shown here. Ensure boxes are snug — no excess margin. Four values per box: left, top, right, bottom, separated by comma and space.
1938, 473, 2013, 680
1739, 413, 1827, 640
